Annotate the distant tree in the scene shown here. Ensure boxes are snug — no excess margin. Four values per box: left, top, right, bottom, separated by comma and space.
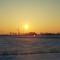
28, 32, 37, 35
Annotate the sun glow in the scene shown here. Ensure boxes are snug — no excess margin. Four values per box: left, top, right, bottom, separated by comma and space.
24, 24, 29, 30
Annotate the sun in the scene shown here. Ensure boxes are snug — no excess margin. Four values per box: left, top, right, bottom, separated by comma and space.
24, 24, 29, 30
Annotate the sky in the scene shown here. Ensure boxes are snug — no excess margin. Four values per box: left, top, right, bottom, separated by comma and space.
0, 0, 60, 34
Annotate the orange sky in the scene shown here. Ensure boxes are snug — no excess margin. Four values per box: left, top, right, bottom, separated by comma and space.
0, 0, 60, 34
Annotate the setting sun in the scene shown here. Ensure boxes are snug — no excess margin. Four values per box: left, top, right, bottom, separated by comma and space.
24, 24, 29, 30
